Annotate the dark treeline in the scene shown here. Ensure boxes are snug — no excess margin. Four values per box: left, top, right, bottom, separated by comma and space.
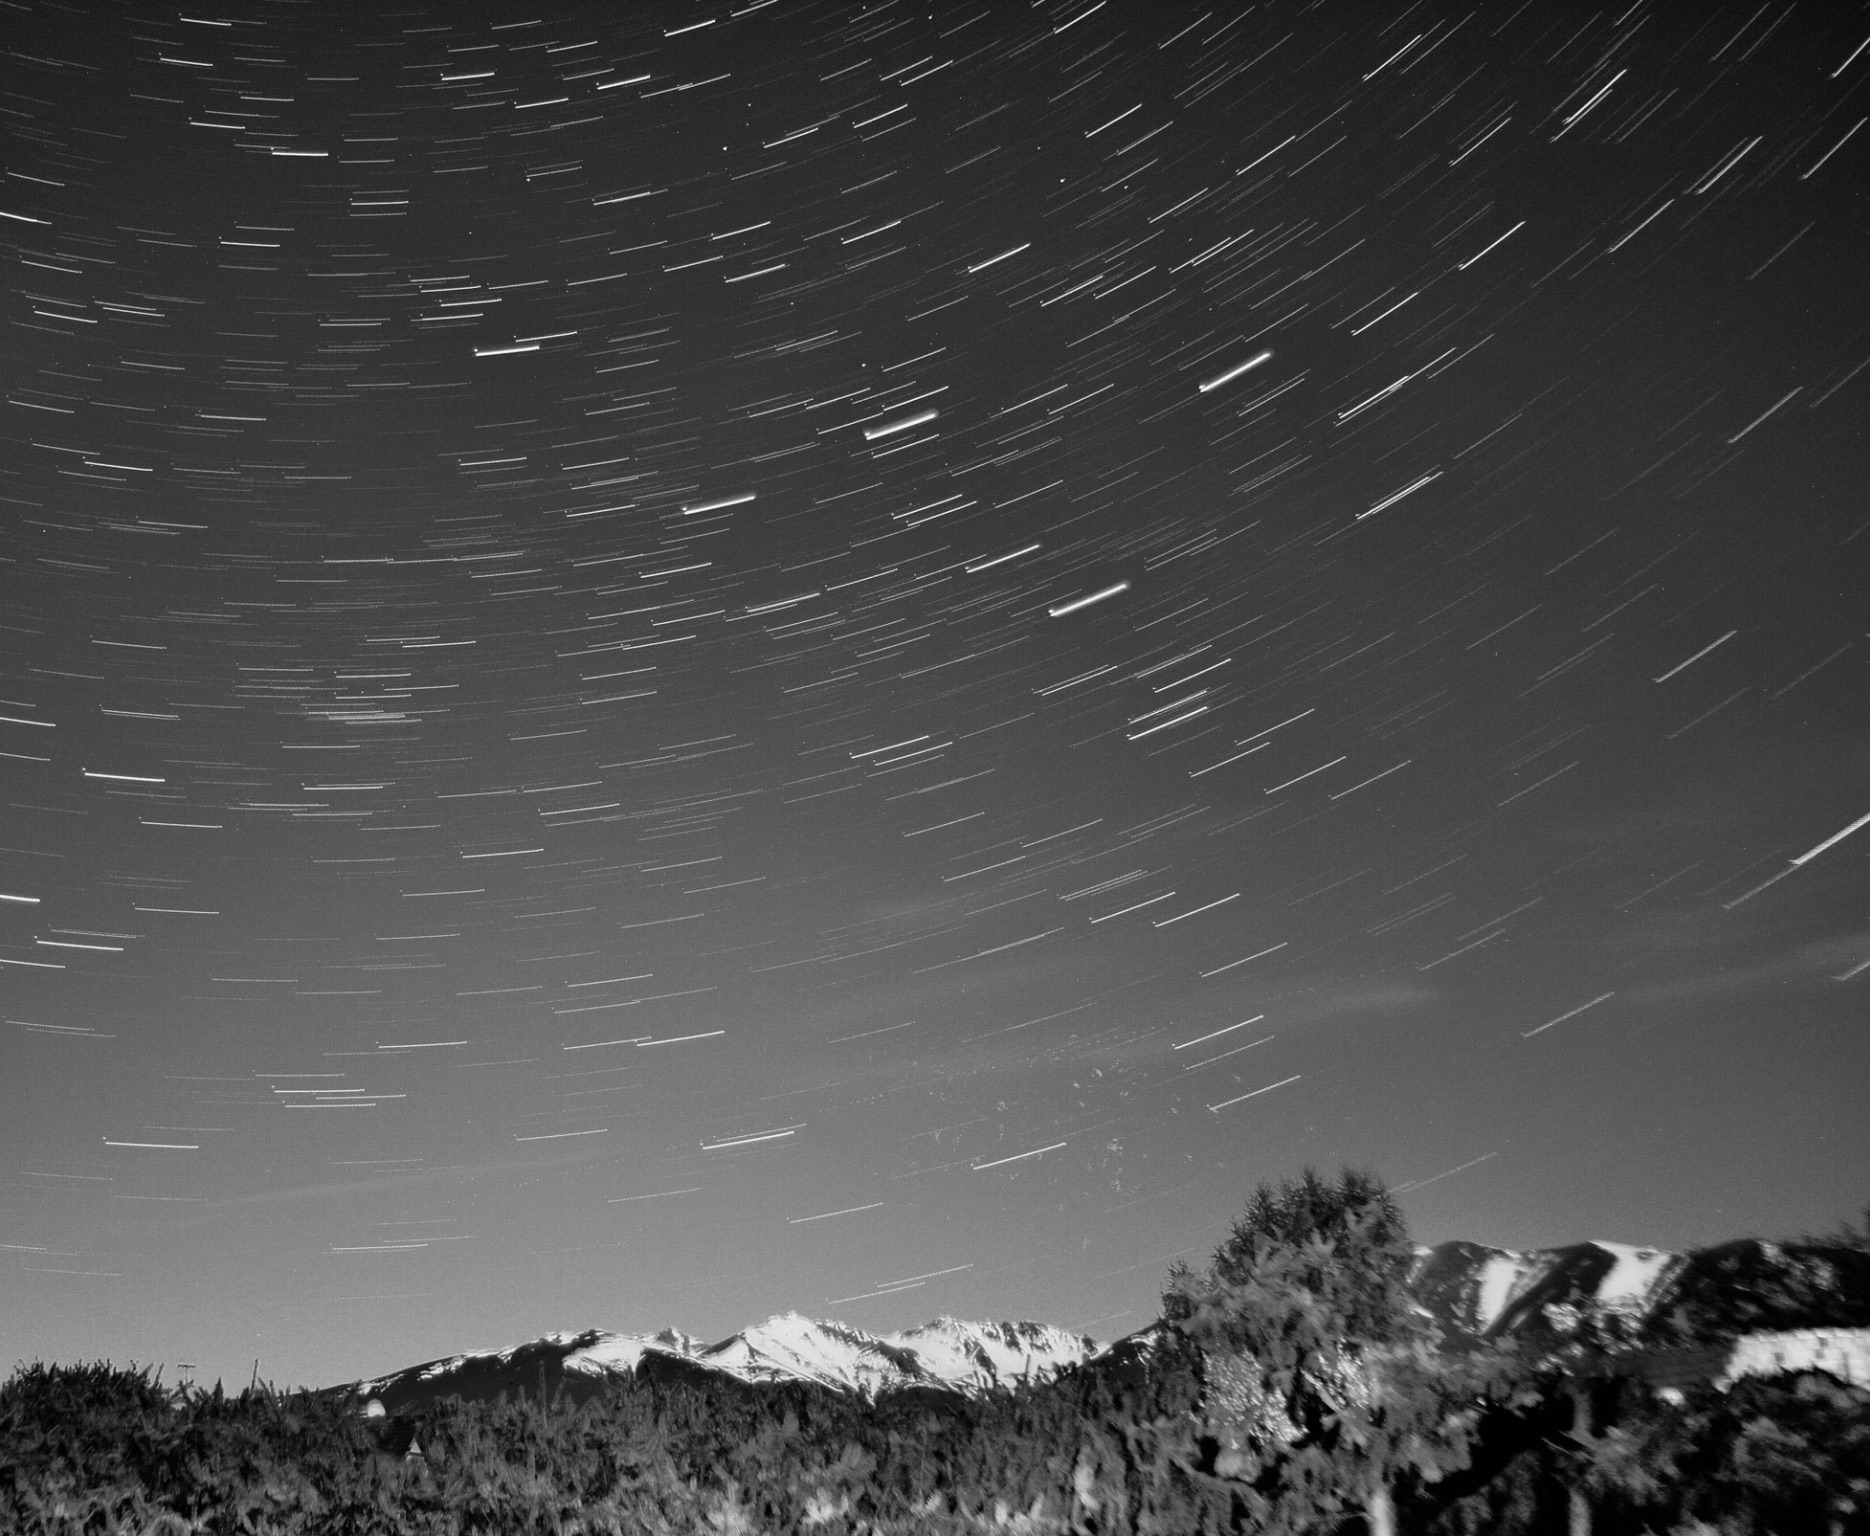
6, 1171, 1866, 1534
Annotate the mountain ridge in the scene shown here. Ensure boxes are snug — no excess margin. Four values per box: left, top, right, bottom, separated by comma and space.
332, 1235, 1870, 1413
347, 1312, 1104, 1413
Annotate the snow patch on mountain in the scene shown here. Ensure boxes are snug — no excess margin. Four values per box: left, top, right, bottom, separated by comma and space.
1475, 1251, 1540, 1333
884, 1317, 1095, 1394
372, 1331, 597, 1391
1717, 1328, 1870, 1390
563, 1328, 702, 1380
1411, 1238, 1696, 1344
361, 1314, 1110, 1405
694, 1313, 903, 1394
1592, 1242, 1676, 1310
577, 1313, 1101, 1398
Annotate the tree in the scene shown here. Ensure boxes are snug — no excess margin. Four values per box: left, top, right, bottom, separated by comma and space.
1571, 1370, 1870, 1536
1164, 1168, 1527, 1536
1800, 1201, 1870, 1254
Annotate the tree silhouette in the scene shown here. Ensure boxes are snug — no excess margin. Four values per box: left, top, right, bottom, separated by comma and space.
1800, 1201, 1870, 1254
1165, 1167, 1529, 1536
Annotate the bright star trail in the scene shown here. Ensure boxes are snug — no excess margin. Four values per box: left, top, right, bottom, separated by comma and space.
2, 0, 1866, 1394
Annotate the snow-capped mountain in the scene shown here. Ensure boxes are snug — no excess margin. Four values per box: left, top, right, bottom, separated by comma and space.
1410, 1235, 1870, 1347
1410, 1238, 1687, 1344
333, 1236, 1869, 1414
347, 1314, 1103, 1414
650, 1314, 1099, 1398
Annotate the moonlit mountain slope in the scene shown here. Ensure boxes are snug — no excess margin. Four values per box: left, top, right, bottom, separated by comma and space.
1411, 1236, 1870, 1346
335, 1229, 1870, 1414
350, 1313, 1101, 1410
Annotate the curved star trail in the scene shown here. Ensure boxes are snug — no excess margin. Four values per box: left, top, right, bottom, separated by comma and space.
2, 0, 1865, 1391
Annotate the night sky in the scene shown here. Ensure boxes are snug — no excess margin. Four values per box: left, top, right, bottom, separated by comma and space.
3, 0, 1867, 1395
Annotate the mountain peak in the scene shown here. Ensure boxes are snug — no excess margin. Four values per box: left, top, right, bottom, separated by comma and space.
348, 1313, 1104, 1414
340, 1235, 1870, 1415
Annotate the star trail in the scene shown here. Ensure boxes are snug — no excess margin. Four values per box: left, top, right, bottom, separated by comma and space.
2, 0, 1866, 1393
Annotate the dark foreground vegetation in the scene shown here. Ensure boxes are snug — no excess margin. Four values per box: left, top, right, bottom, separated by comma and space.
7, 1175, 1866, 1535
